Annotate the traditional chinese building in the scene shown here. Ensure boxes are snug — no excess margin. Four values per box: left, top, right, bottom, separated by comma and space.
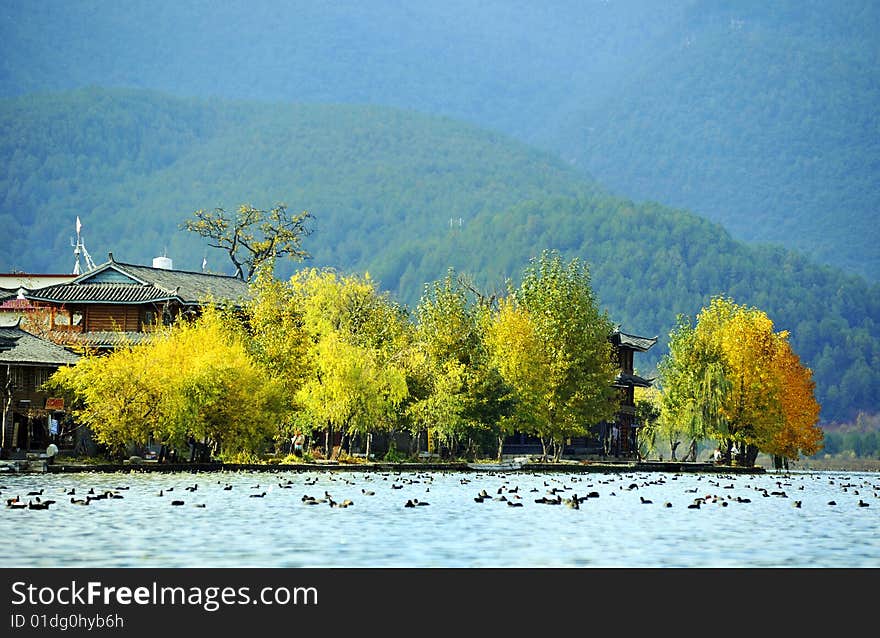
607, 328, 657, 457
23, 253, 250, 351
0, 320, 80, 455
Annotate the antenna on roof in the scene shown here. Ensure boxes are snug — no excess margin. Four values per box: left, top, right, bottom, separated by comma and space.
71, 216, 98, 275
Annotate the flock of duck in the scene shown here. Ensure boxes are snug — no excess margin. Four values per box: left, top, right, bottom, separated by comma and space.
2, 469, 878, 513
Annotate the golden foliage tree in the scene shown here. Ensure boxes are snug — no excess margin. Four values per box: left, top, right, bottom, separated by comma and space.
45, 306, 284, 460
658, 296, 822, 465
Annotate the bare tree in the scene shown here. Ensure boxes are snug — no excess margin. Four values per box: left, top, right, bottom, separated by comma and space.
182, 203, 313, 281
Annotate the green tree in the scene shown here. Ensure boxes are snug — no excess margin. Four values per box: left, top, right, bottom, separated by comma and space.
411, 269, 513, 459
506, 250, 618, 461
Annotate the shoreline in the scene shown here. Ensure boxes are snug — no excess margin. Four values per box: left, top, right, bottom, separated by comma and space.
29, 459, 769, 475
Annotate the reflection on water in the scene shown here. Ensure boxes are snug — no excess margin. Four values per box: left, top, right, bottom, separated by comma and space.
1, 469, 878, 567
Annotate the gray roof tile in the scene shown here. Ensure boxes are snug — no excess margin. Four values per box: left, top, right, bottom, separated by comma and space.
610, 329, 658, 352
0, 324, 80, 365
23, 258, 251, 307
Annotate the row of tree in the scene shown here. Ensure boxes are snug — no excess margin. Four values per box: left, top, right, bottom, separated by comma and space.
44, 251, 823, 465
45, 251, 619, 462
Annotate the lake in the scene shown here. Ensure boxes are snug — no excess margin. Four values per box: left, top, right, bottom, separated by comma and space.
2, 468, 878, 568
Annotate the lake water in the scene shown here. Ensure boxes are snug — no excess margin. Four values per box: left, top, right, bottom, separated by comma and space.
2, 468, 878, 568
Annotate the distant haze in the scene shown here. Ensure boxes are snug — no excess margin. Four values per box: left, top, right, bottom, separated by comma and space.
1, 0, 877, 279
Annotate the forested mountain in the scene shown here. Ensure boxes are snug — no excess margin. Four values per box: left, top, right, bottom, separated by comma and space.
3, 89, 878, 423
0, 1, 877, 280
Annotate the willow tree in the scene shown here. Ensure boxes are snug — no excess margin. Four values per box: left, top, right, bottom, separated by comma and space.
658, 296, 822, 466
44, 306, 284, 460
182, 203, 313, 281
290, 268, 412, 458
656, 314, 730, 462
504, 250, 618, 461
244, 265, 314, 448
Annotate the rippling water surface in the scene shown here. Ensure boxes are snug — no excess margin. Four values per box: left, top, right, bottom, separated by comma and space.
2, 468, 878, 567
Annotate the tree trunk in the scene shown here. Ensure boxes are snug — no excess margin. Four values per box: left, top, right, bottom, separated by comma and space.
681, 439, 697, 462
744, 444, 759, 467
540, 437, 549, 462
365, 433, 372, 460
496, 435, 504, 462
670, 440, 680, 461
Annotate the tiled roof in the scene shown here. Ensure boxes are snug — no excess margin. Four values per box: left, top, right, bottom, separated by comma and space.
610, 329, 657, 352
45, 330, 154, 349
115, 261, 250, 305
22, 257, 251, 307
25, 282, 177, 304
0, 287, 16, 302
613, 372, 655, 388
0, 324, 80, 366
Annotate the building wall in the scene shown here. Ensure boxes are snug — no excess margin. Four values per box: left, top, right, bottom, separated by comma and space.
1, 363, 68, 451
84, 304, 141, 332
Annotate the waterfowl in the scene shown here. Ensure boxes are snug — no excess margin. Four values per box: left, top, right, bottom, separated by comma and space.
827, 500, 837, 506
793, 501, 802, 508
640, 496, 653, 504
507, 501, 523, 507
404, 500, 416, 508
7, 500, 26, 509
194, 503, 206, 508
26, 489, 43, 496
170, 500, 185, 506
223, 485, 233, 491
858, 500, 870, 507
688, 501, 701, 509
361, 489, 375, 496
664, 502, 673, 507
249, 492, 267, 498
28, 500, 50, 510
70, 497, 89, 505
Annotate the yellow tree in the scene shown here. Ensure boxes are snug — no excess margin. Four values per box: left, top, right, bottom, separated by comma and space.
484, 298, 551, 458
45, 306, 284, 460
760, 339, 823, 465
290, 268, 412, 457
658, 296, 822, 466
44, 342, 161, 456
244, 264, 314, 448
